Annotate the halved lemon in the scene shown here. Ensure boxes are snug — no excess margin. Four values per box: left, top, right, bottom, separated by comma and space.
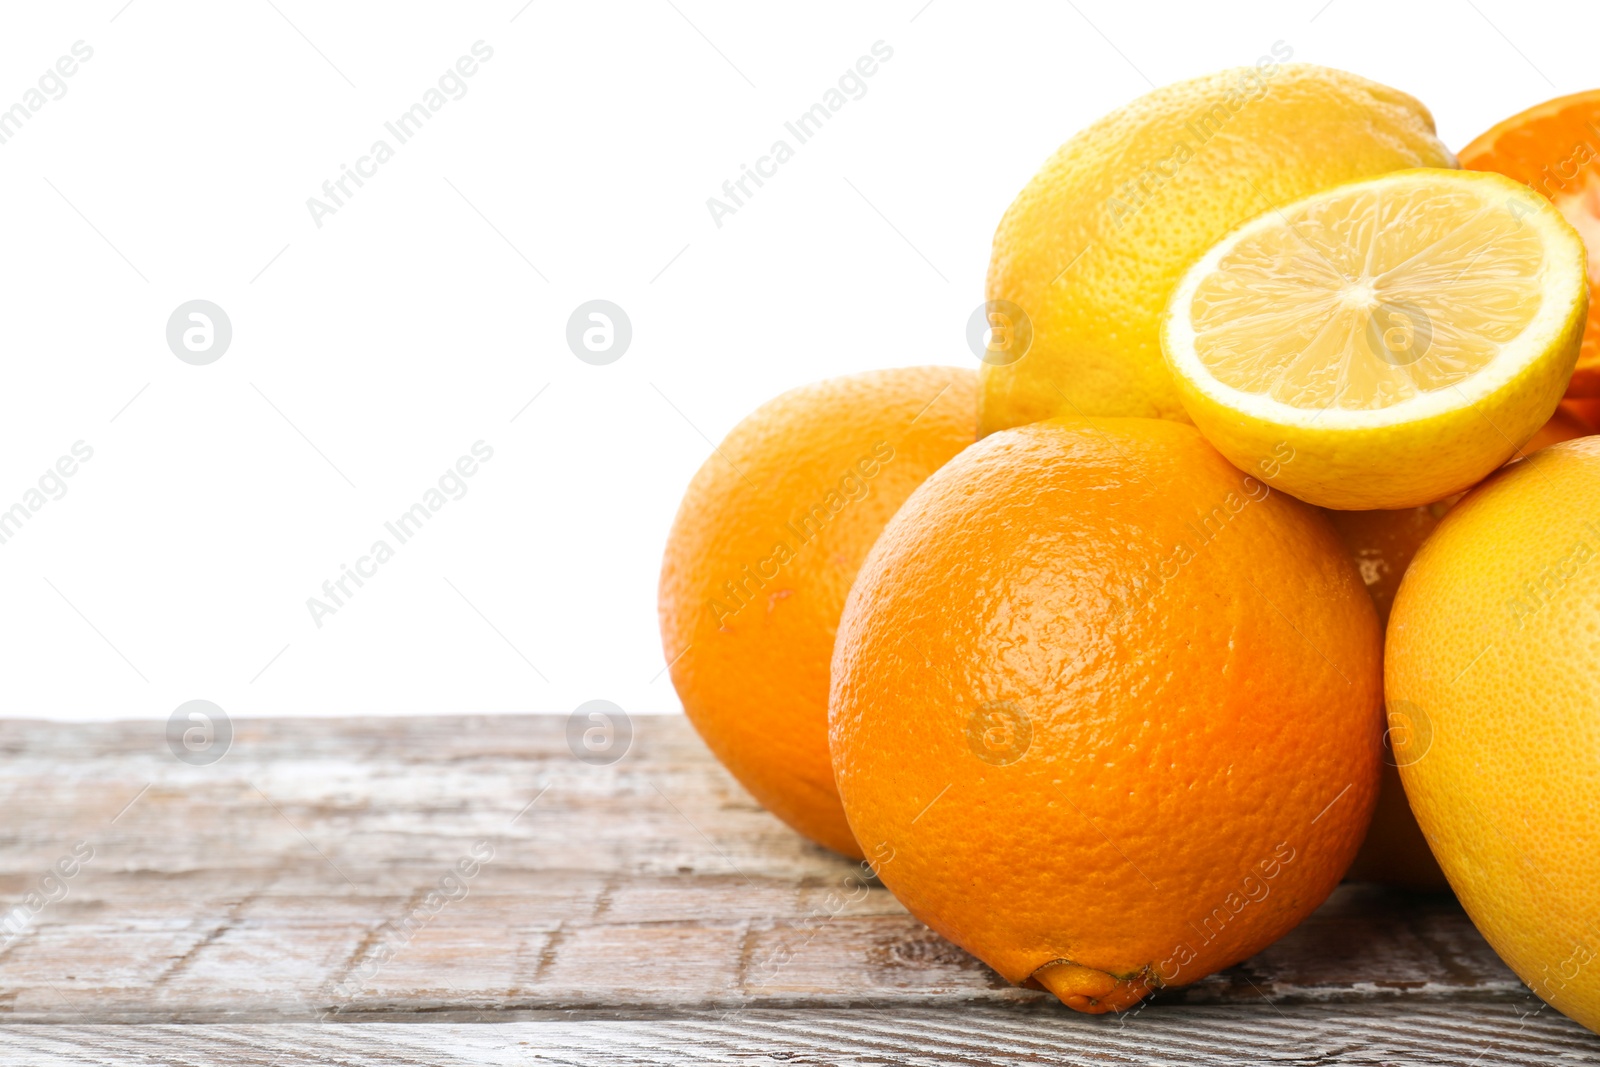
1161, 168, 1588, 510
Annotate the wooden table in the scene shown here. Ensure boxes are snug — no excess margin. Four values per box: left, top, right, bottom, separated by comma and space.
1, 714, 1594, 1065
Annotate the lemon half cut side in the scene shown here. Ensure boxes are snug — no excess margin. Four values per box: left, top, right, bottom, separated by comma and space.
1162, 168, 1588, 510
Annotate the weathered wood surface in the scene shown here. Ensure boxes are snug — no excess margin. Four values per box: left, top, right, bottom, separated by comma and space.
0, 714, 1595, 1063
3, 1006, 1598, 1066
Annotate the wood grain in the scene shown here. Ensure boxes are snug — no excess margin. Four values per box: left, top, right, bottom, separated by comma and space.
2, 1006, 1598, 1066
0, 714, 1594, 1062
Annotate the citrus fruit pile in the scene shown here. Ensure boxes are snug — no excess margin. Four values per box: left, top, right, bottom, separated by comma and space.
660, 64, 1600, 1030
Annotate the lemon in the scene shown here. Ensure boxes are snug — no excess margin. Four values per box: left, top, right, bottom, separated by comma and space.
1387, 438, 1600, 1033
1162, 169, 1588, 510
981, 63, 1454, 435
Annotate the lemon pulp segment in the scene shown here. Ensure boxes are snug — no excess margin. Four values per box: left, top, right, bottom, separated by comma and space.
1188, 181, 1545, 411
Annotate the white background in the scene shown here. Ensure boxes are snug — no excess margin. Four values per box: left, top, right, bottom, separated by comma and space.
0, 0, 1590, 721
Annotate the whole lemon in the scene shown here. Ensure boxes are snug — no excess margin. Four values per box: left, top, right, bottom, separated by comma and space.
981, 62, 1454, 435
1388, 438, 1600, 1032
830, 417, 1382, 1012
659, 367, 977, 857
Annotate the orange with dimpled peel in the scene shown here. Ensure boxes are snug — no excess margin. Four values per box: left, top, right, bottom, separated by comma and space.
829, 416, 1382, 1011
659, 367, 977, 858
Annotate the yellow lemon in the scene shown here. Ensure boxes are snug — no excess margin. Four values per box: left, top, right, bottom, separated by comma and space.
981, 62, 1453, 434
1162, 169, 1588, 510
1387, 438, 1600, 1033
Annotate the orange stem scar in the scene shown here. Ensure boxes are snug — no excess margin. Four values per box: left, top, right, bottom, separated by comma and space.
1033, 961, 1155, 1014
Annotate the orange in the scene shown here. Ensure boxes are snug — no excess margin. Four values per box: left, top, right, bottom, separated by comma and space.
1327, 504, 1454, 632
1459, 91, 1600, 396
1564, 397, 1600, 430
1331, 500, 1454, 892
1329, 407, 1592, 628
1335, 406, 1590, 890
1329, 497, 1452, 891
1387, 437, 1600, 1032
829, 417, 1382, 1011
1526, 405, 1595, 455
659, 367, 977, 858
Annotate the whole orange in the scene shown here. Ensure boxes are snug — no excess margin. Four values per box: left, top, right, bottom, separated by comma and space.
659, 367, 977, 858
829, 417, 1382, 1011
1333, 406, 1590, 889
